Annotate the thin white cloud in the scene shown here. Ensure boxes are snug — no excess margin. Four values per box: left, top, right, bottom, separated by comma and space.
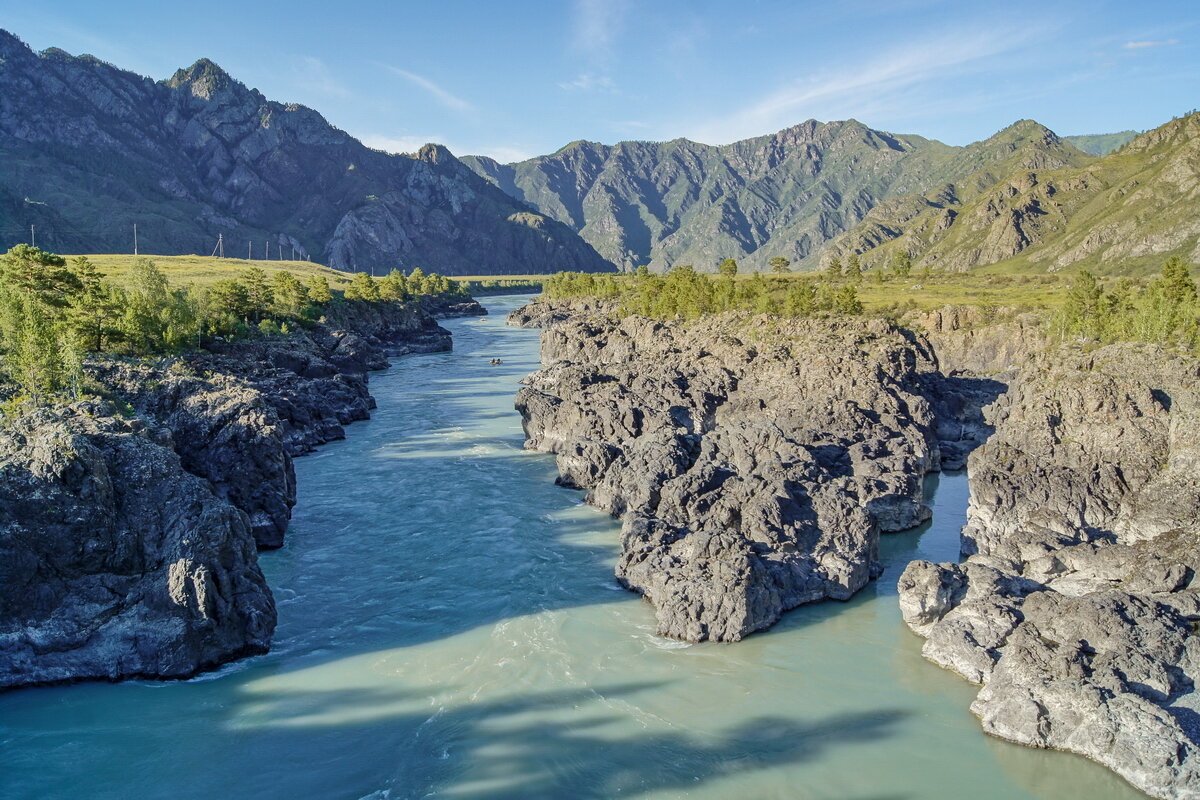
684, 28, 1035, 144
359, 134, 440, 155
1124, 39, 1179, 49
558, 72, 617, 92
572, 0, 627, 61
296, 56, 351, 99
563, 0, 627, 92
384, 66, 473, 112
359, 134, 531, 163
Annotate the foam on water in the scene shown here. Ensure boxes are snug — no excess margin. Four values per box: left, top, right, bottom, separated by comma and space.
0, 296, 1145, 799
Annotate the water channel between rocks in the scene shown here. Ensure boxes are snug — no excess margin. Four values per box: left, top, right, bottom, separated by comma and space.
0, 295, 1145, 800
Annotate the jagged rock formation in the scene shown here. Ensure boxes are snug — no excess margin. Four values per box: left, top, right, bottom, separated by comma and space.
828, 113, 1200, 274
0, 404, 276, 689
0, 297, 464, 688
0, 30, 611, 275
904, 305, 1048, 376
511, 303, 981, 641
898, 344, 1200, 800
467, 120, 1092, 272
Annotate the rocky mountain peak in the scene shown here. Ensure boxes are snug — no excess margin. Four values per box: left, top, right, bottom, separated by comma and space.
166, 57, 239, 100
416, 142, 454, 164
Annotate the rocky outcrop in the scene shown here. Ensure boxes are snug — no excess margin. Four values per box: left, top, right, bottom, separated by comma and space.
93, 300, 452, 548
898, 344, 1200, 800
0, 30, 611, 275
906, 305, 1046, 376
0, 403, 276, 689
0, 297, 457, 689
515, 306, 964, 641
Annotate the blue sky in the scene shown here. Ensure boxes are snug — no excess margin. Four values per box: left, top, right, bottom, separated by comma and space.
2, 0, 1196, 161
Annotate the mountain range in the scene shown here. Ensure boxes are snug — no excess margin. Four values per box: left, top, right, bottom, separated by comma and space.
0, 30, 610, 275
1, 28, 1194, 277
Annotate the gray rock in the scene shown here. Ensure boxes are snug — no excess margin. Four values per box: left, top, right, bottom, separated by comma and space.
0, 404, 275, 689
898, 343, 1200, 800
515, 305, 950, 641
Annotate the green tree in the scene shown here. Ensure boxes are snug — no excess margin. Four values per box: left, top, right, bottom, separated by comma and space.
768, 256, 791, 274
345, 272, 382, 302
0, 244, 81, 308
408, 266, 428, 295
68, 256, 123, 351
379, 269, 410, 302
1158, 256, 1197, 305
832, 285, 863, 315
891, 251, 912, 279
718, 258, 739, 277
826, 256, 843, 279
846, 255, 863, 286
241, 268, 273, 322
306, 276, 333, 304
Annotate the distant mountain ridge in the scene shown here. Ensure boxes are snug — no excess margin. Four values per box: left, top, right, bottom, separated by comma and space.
464, 119, 1094, 272
825, 113, 1200, 274
0, 30, 612, 275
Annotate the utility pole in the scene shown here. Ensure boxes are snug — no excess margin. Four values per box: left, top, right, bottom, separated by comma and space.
30, 224, 35, 247
211, 233, 225, 258
265, 240, 270, 260
133, 223, 138, 255
248, 241, 252, 260
291, 246, 295, 261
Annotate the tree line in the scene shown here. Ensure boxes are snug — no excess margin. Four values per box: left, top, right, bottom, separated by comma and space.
0, 246, 464, 403
1055, 257, 1200, 351
543, 261, 863, 321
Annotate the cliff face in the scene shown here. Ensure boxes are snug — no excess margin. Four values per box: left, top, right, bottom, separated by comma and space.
467, 119, 1091, 272
898, 345, 1200, 800
0, 404, 276, 689
511, 302, 979, 641
0, 31, 611, 275
0, 297, 464, 689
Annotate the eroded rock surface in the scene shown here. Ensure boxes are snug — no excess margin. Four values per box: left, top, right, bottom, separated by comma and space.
0, 298, 459, 688
515, 306, 956, 641
899, 344, 1200, 800
0, 404, 275, 689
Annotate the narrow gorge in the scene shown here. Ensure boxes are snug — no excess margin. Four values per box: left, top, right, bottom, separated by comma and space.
0, 294, 482, 689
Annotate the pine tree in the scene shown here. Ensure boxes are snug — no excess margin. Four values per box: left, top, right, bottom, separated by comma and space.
345, 272, 381, 302
846, 255, 863, 286
306, 276, 333, 304
768, 256, 791, 274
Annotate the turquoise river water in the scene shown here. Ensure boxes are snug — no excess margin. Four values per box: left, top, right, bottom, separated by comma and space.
0, 295, 1144, 799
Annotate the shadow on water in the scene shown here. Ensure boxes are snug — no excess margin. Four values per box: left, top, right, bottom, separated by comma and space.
221, 677, 912, 800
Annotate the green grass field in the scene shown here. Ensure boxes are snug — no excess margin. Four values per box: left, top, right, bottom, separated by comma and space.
76, 254, 1091, 314
83, 254, 356, 288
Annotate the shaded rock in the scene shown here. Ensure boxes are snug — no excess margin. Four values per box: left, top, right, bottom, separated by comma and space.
0, 403, 275, 689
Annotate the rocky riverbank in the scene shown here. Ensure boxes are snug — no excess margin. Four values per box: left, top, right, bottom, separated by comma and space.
514, 299, 1200, 797
898, 344, 1200, 800
511, 302, 993, 642
0, 297, 475, 690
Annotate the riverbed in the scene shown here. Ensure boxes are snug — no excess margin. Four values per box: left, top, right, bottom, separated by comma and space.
0, 295, 1143, 799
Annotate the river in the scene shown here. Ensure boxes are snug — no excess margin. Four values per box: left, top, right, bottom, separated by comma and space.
0, 294, 1143, 799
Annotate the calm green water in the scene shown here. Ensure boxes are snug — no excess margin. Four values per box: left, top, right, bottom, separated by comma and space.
0, 295, 1143, 799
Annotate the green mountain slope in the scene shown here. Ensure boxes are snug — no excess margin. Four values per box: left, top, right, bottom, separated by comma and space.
826, 113, 1200, 274
1064, 131, 1140, 155
464, 119, 1092, 272
0, 31, 612, 275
